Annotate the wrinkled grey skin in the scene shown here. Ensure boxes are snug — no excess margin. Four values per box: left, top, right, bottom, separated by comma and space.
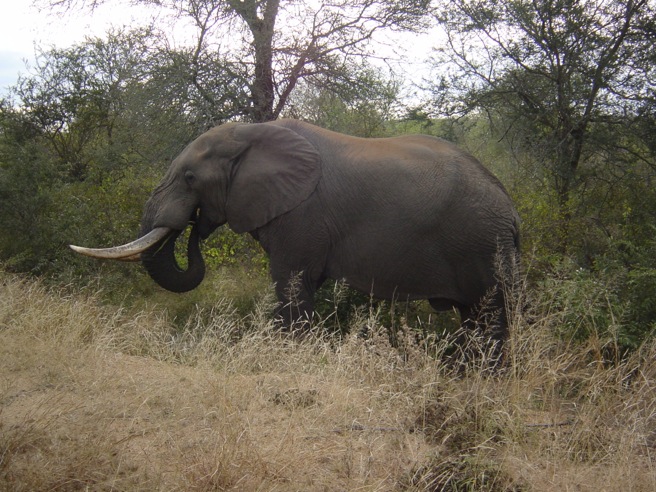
139, 119, 520, 342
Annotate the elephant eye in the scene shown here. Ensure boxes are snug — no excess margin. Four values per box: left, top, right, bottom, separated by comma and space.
184, 170, 196, 186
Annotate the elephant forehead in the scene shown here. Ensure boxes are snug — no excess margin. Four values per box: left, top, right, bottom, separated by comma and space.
174, 142, 212, 166
172, 128, 239, 164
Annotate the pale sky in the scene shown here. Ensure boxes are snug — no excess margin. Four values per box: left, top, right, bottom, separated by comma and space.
0, 0, 152, 96
0, 1, 436, 100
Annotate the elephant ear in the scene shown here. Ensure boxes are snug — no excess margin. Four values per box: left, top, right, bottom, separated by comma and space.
226, 123, 321, 233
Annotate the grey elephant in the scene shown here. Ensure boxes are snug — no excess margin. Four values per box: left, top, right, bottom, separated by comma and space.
71, 119, 520, 344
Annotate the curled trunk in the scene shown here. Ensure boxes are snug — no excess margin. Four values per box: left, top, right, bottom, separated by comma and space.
141, 224, 205, 293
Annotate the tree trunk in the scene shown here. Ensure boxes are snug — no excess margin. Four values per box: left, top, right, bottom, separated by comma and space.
230, 0, 280, 122
554, 125, 587, 252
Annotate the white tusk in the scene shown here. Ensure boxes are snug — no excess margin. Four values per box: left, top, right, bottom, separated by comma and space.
69, 227, 173, 261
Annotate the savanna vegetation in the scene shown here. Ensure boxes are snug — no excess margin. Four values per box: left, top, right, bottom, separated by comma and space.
1, 0, 655, 489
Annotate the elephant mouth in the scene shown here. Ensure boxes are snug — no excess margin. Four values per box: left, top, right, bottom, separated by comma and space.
196, 210, 223, 240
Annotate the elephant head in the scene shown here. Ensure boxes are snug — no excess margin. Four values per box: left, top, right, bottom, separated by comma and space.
70, 122, 321, 292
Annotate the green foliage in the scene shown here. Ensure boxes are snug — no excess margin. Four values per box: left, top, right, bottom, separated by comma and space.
531, 243, 656, 354
430, 0, 656, 255
202, 228, 268, 272
285, 68, 401, 137
0, 30, 207, 279
539, 260, 623, 343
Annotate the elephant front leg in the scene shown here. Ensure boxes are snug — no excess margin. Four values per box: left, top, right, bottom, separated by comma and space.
273, 270, 321, 330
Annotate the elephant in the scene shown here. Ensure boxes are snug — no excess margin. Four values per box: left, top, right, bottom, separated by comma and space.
71, 119, 520, 346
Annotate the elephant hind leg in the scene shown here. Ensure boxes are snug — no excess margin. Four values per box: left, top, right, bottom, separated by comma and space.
452, 289, 509, 342
431, 294, 509, 369
468, 292, 510, 368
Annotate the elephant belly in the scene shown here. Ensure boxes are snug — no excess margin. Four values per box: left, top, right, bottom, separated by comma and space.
326, 239, 491, 305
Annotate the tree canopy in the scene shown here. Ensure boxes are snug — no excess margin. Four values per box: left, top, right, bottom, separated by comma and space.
428, 0, 656, 246
42, 0, 431, 122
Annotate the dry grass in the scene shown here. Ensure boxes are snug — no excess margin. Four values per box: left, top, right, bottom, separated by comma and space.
1, 271, 655, 491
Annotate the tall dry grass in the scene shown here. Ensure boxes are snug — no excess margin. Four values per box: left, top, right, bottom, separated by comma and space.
1, 270, 655, 490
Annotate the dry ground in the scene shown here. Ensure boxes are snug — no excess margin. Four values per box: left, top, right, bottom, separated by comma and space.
1, 272, 655, 491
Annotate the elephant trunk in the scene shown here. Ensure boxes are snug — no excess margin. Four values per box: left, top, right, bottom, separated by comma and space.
141, 223, 205, 293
